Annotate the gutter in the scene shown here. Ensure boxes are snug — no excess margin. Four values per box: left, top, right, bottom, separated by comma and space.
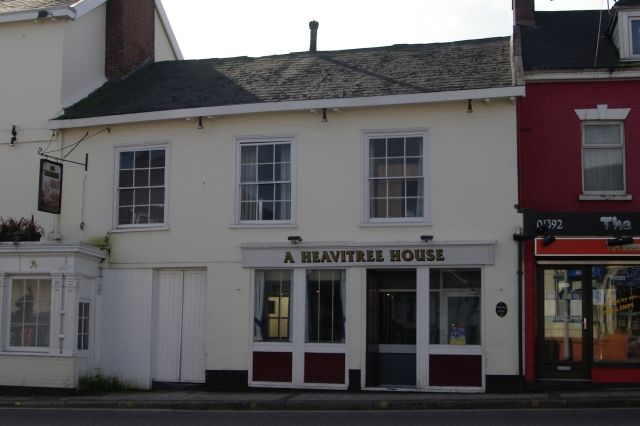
49, 86, 526, 129
0, 6, 77, 23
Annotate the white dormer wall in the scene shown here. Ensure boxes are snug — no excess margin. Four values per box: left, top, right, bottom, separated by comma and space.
61, 3, 107, 108
612, 8, 640, 61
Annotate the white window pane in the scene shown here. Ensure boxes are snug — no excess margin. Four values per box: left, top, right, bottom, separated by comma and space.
275, 144, 290, 162
370, 159, 386, 178
241, 145, 256, 165
584, 148, 624, 191
369, 139, 386, 158
10, 279, 51, 348
241, 202, 257, 220
585, 125, 621, 145
371, 199, 387, 218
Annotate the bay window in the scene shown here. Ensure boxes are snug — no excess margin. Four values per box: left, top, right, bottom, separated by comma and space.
9, 278, 51, 349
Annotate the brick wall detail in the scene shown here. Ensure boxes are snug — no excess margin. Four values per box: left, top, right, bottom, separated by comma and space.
513, 0, 535, 26
105, 0, 155, 79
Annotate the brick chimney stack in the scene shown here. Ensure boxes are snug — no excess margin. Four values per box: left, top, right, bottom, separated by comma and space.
513, 0, 535, 26
309, 20, 319, 52
105, 0, 155, 79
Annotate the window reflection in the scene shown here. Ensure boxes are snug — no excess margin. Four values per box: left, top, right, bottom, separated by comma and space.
592, 265, 640, 363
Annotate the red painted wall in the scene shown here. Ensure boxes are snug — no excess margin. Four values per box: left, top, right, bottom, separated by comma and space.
518, 81, 640, 213
519, 81, 640, 383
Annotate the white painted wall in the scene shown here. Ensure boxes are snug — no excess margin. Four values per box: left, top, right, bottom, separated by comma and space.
61, 3, 107, 108
56, 100, 520, 379
154, 9, 177, 62
0, 354, 76, 388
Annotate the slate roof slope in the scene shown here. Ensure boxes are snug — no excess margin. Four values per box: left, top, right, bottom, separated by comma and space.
520, 11, 628, 71
614, 0, 640, 7
58, 37, 514, 120
0, 0, 77, 13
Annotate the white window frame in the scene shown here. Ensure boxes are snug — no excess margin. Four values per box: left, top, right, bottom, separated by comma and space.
361, 128, 430, 226
248, 268, 348, 390
111, 141, 170, 231
233, 135, 297, 227
4, 276, 53, 353
575, 106, 631, 200
77, 300, 90, 352
581, 120, 626, 196
616, 11, 640, 61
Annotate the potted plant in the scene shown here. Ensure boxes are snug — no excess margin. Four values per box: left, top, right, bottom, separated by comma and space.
0, 215, 44, 243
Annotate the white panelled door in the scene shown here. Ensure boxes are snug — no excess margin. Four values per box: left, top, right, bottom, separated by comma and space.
153, 271, 206, 383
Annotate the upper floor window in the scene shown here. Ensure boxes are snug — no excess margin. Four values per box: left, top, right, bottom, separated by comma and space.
114, 143, 169, 229
575, 105, 631, 200
582, 122, 626, 194
363, 129, 430, 224
235, 136, 296, 225
633, 19, 640, 55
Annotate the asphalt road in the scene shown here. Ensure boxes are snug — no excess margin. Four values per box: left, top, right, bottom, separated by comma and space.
2, 408, 640, 426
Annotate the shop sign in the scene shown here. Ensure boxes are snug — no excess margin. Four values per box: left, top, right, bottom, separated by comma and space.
38, 159, 63, 215
536, 238, 640, 256
495, 302, 507, 318
524, 212, 640, 237
241, 242, 495, 268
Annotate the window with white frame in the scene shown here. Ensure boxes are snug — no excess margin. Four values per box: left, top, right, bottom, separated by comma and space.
237, 137, 295, 224
115, 144, 169, 228
632, 18, 640, 55
9, 278, 51, 349
77, 302, 90, 351
364, 129, 429, 223
582, 122, 626, 194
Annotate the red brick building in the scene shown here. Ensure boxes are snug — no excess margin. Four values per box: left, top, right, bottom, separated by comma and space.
515, 0, 640, 389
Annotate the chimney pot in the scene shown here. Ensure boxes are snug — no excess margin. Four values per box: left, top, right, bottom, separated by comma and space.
309, 20, 319, 52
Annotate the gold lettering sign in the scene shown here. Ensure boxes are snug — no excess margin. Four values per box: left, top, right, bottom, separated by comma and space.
284, 249, 446, 264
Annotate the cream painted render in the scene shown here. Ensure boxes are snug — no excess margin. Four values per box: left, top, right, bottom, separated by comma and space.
0, 355, 76, 388
44, 100, 520, 383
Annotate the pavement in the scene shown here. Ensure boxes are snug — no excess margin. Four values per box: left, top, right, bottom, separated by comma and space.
3, 388, 640, 411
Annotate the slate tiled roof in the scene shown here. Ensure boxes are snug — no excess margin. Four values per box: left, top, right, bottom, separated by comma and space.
614, 0, 640, 7
0, 0, 77, 13
520, 11, 626, 71
59, 37, 514, 120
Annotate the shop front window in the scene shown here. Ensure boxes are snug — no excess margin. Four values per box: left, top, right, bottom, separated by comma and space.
254, 270, 292, 342
592, 265, 640, 363
306, 270, 346, 343
429, 269, 481, 345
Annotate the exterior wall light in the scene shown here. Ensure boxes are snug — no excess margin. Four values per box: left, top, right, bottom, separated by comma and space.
542, 235, 556, 247
198, 117, 203, 129
606, 236, 634, 247
288, 236, 302, 244
420, 235, 433, 242
467, 99, 473, 113
322, 108, 327, 122
10, 125, 16, 146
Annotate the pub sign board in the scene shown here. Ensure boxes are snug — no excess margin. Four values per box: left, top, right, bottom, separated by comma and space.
523, 212, 640, 237
38, 159, 63, 215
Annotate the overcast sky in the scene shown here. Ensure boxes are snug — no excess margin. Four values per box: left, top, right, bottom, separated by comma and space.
160, 0, 612, 60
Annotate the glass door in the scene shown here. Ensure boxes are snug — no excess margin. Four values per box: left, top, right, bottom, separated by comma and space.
538, 267, 589, 379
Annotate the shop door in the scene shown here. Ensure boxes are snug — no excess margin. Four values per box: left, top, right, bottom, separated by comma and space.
366, 270, 417, 388
537, 267, 589, 379
153, 271, 206, 383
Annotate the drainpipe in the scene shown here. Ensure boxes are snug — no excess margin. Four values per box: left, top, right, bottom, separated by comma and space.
49, 130, 63, 242
517, 238, 524, 392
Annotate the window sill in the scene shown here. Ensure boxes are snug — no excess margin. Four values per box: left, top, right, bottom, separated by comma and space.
108, 226, 170, 233
0, 351, 73, 357
360, 221, 432, 227
579, 194, 632, 201
230, 224, 297, 229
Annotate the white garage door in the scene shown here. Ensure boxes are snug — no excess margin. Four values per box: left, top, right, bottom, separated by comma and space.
153, 271, 206, 383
